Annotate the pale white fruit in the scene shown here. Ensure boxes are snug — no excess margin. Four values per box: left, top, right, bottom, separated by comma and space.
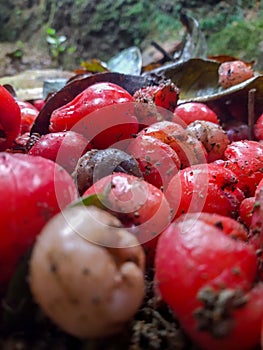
29, 205, 145, 338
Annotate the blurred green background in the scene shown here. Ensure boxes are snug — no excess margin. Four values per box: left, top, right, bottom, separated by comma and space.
0, 0, 262, 73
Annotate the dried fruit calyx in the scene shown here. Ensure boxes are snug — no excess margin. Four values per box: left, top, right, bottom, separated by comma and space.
194, 286, 248, 338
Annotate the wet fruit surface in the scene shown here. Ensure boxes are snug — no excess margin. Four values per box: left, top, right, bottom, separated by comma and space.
1, 63, 263, 349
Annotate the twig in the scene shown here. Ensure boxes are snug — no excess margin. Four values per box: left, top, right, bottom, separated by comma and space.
248, 88, 256, 140
150, 41, 174, 62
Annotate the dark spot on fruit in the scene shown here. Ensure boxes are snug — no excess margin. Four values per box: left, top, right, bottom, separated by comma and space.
82, 267, 90, 275
232, 266, 241, 276
214, 221, 223, 230
50, 262, 58, 273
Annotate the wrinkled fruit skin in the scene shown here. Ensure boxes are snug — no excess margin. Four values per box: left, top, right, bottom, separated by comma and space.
72, 148, 142, 195
0, 85, 21, 151
0, 152, 78, 288
155, 216, 263, 350
133, 82, 179, 111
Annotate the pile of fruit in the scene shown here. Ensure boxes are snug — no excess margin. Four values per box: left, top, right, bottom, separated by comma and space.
1, 57, 263, 350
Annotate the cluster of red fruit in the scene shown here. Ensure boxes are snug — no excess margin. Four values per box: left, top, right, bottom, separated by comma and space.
0, 60, 263, 349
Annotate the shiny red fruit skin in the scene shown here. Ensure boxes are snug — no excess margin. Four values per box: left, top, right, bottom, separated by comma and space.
155, 217, 263, 350
182, 212, 248, 241
239, 196, 255, 228
32, 98, 45, 111
17, 100, 39, 134
173, 102, 219, 125
83, 172, 172, 265
0, 85, 21, 150
127, 134, 180, 190
223, 140, 263, 197
261, 318, 263, 350
248, 178, 263, 279
165, 163, 244, 220
28, 131, 90, 173
83, 172, 171, 238
49, 82, 138, 149
50, 82, 134, 131
0, 152, 78, 288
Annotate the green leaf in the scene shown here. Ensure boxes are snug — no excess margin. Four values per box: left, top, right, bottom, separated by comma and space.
67, 46, 77, 54
6, 49, 23, 59
70, 193, 105, 209
46, 27, 56, 36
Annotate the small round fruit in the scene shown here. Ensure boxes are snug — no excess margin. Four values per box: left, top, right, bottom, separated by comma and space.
165, 163, 244, 220
28, 131, 90, 173
0, 152, 78, 287
72, 148, 142, 195
29, 205, 145, 339
239, 197, 255, 228
17, 100, 39, 134
0, 85, 21, 150
173, 102, 219, 125
141, 120, 207, 168
186, 120, 229, 162
218, 60, 254, 89
223, 120, 249, 142
49, 82, 138, 149
223, 140, 263, 197
83, 172, 172, 265
127, 134, 180, 190
155, 217, 262, 350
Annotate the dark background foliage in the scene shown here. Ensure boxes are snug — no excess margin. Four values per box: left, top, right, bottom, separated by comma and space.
0, 0, 262, 73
